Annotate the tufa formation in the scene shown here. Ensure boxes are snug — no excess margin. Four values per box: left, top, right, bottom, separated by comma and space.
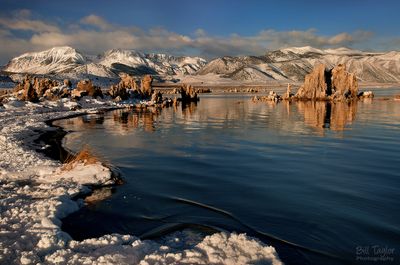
295, 64, 358, 100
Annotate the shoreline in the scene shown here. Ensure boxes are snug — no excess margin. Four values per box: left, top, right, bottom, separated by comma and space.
0, 97, 283, 265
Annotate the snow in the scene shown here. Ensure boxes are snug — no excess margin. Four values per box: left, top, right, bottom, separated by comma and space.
0, 97, 282, 264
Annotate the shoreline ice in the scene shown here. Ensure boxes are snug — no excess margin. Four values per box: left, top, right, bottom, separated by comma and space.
0, 97, 282, 264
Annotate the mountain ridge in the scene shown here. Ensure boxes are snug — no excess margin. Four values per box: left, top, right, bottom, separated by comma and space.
3, 46, 400, 84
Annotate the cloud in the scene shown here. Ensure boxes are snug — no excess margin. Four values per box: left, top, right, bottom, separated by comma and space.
80, 14, 113, 30
0, 11, 375, 64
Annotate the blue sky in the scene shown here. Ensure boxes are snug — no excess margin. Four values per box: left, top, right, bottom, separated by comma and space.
0, 0, 399, 63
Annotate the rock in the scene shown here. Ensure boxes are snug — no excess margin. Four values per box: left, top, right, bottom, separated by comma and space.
64, 79, 72, 88
151, 91, 163, 104
108, 85, 129, 100
295, 64, 329, 100
196, 88, 212, 93
119, 73, 138, 90
34, 78, 59, 97
71, 89, 88, 99
295, 64, 359, 100
252, 90, 281, 102
75, 79, 103, 98
16, 76, 38, 102
283, 83, 294, 100
358, 91, 374, 99
331, 64, 358, 99
180, 84, 199, 103
140, 75, 153, 97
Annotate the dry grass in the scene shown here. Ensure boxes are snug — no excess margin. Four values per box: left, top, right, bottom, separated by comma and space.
62, 145, 102, 171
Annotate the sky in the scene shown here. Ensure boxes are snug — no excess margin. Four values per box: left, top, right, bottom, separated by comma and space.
0, 0, 399, 64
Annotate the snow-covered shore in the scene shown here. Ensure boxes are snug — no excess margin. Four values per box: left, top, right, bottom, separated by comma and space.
0, 97, 282, 265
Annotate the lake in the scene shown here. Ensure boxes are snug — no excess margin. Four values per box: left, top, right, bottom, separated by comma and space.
55, 92, 400, 265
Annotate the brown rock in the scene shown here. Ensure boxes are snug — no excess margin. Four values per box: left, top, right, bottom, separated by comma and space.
22, 79, 38, 102
108, 85, 129, 100
35, 78, 59, 97
75, 79, 103, 98
295, 64, 329, 100
331, 64, 358, 99
119, 73, 138, 90
151, 91, 163, 104
283, 83, 294, 100
295, 64, 358, 100
180, 84, 199, 103
140, 75, 153, 97
64, 79, 72, 88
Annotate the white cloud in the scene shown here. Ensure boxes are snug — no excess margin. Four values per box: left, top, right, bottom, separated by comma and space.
0, 11, 375, 64
80, 14, 113, 30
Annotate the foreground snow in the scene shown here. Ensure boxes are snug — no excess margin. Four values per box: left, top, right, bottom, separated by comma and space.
0, 97, 282, 265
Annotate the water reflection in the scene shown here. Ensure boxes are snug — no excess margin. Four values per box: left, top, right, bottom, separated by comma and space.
61, 98, 361, 137
112, 110, 159, 133
296, 101, 357, 132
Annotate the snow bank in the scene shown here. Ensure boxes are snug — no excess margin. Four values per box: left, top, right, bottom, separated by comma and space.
0, 97, 282, 264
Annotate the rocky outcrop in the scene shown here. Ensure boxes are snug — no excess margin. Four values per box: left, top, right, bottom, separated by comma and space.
180, 84, 199, 103
295, 64, 330, 100
331, 64, 358, 98
14, 76, 38, 102
33, 78, 59, 97
21, 77, 38, 102
72, 79, 103, 99
253, 91, 281, 102
151, 91, 163, 104
282, 83, 294, 100
108, 73, 139, 100
140, 75, 153, 97
295, 64, 358, 100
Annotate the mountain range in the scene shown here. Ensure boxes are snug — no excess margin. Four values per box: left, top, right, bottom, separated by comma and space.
2, 46, 400, 84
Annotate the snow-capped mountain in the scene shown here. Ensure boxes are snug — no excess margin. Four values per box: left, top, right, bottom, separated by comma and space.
4, 46, 207, 80
4, 46, 400, 83
198, 46, 400, 83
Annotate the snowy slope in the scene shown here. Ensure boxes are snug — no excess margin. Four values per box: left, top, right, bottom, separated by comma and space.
4, 47, 207, 80
5, 47, 87, 74
199, 47, 400, 82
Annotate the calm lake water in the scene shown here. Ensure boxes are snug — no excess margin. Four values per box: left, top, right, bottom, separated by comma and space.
55, 92, 400, 265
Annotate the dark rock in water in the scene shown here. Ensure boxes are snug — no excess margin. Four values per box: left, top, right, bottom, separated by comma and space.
295, 64, 359, 100
180, 84, 199, 103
